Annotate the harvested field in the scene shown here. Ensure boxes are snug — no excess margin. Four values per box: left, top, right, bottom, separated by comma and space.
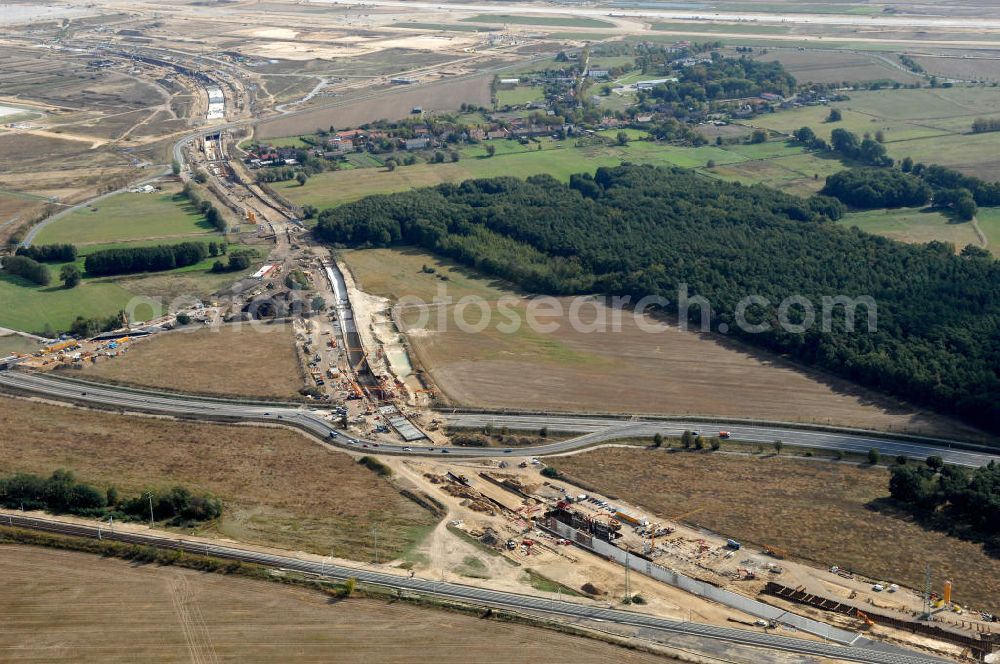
342, 248, 984, 440
912, 54, 1000, 82
0, 397, 435, 559
256, 74, 492, 139
82, 324, 307, 399
554, 448, 1000, 613
0, 545, 664, 663
750, 49, 922, 85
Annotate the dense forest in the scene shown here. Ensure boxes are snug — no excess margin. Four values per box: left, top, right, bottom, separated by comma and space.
317, 164, 1000, 433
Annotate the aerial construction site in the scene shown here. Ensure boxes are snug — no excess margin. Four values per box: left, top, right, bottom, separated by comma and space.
2, 1, 1000, 663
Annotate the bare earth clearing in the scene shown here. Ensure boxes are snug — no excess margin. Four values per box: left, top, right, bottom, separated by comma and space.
343, 248, 982, 439
0, 545, 667, 664
555, 448, 1000, 613
81, 325, 307, 399
0, 397, 436, 560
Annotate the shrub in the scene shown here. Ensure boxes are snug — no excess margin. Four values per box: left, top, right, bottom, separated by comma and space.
357, 456, 392, 477
3, 255, 50, 286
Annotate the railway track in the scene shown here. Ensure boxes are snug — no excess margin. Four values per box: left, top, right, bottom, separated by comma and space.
1, 513, 944, 664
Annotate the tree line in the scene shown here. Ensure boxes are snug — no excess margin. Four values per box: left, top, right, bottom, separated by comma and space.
84, 242, 208, 277
16, 243, 77, 263
182, 182, 226, 233
317, 164, 1000, 434
971, 117, 1000, 134
0, 469, 222, 525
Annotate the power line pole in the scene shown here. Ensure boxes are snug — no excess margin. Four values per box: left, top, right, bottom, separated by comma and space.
922, 565, 932, 620
624, 548, 631, 602
372, 523, 380, 564
146, 492, 154, 526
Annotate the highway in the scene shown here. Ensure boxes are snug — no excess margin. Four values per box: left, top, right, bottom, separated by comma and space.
0, 513, 944, 664
1, 370, 996, 467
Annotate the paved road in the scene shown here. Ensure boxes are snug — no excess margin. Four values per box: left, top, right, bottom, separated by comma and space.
0, 513, 944, 664
1, 371, 996, 467
445, 414, 999, 467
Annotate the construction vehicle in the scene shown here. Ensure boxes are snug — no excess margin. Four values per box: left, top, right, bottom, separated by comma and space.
43, 340, 80, 355
737, 567, 757, 580
614, 511, 646, 528
855, 609, 875, 628
763, 544, 788, 559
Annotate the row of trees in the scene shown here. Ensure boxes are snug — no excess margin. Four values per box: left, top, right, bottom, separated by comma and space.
971, 117, 1000, 133
181, 182, 226, 233
15, 243, 77, 263
317, 164, 1000, 433
0, 469, 222, 524
85, 242, 208, 277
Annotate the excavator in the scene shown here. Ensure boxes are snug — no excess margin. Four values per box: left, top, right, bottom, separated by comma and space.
855, 609, 875, 629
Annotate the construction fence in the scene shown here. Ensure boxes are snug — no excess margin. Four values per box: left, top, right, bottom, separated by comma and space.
538, 516, 860, 645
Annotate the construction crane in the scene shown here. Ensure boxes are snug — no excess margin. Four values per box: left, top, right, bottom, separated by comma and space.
672, 506, 706, 522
